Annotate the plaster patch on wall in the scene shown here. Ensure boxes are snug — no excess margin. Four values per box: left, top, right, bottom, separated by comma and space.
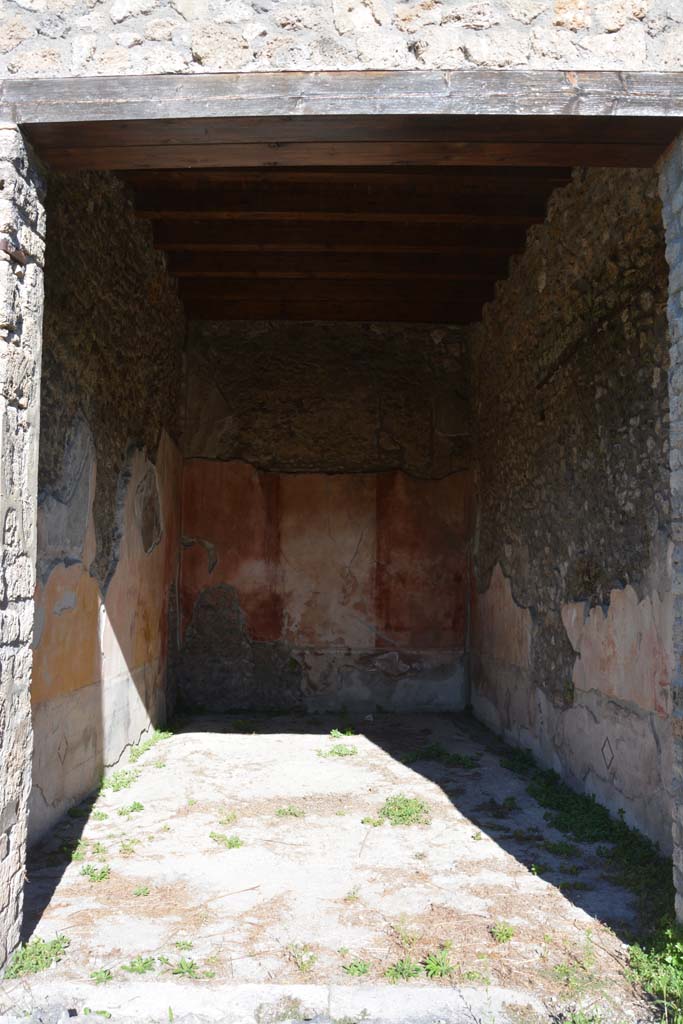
562, 583, 673, 717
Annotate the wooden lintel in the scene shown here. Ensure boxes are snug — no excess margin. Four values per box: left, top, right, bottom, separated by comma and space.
4, 70, 683, 124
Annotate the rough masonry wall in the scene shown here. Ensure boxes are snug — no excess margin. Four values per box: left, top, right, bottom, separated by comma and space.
1, 0, 683, 77
178, 321, 471, 712
470, 167, 673, 851
661, 134, 683, 914
0, 126, 44, 963
30, 171, 185, 840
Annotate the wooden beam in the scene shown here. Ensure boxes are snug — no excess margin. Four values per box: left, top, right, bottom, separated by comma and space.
26, 114, 680, 149
178, 278, 496, 303
35, 139, 665, 171
152, 219, 531, 253
5, 71, 683, 124
183, 298, 484, 323
166, 250, 510, 279
121, 166, 574, 187
134, 185, 553, 223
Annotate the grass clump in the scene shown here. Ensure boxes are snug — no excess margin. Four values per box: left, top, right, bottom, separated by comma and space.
403, 743, 479, 770
5, 935, 70, 978
378, 794, 430, 827
129, 729, 172, 763
489, 921, 515, 944
120, 838, 141, 856
171, 957, 214, 979
499, 744, 673, 928
175, 940, 193, 951
100, 769, 139, 793
330, 727, 355, 738
90, 968, 113, 984
288, 943, 317, 974
133, 885, 150, 897
318, 743, 358, 759
276, 805, 305, 818
81, 864, 110, 883
343, 959, 370, 977
209, 831, 244, 849
218, 810, 237, 826
118, 801, 144, 817
423, 945, 454, 978
92, 811, 108, 821
385, 957, 423, 982
122, 955, 155, 975
630, 919, 683, 1024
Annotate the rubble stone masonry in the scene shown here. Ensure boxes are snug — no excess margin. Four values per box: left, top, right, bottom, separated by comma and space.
0, 0, 682, 78
0, 125, 44, 965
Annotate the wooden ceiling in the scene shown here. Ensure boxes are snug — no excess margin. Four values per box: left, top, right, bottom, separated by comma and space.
10, 71, 682, 324
121, 164, 572, 323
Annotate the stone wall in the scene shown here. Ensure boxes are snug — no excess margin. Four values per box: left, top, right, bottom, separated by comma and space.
29, 170, 185, 841
0, 125, 44, 965
470, 167, 673, 852
661, 134, 683, 914
177, 321, 472, 712
0, 0, 682, 78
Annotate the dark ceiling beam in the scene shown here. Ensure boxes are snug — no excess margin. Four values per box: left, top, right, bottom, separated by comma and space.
183, 299, 485, 323
33, 140, 665, 171
166, 251, 510, 279
151, 219, 532, 253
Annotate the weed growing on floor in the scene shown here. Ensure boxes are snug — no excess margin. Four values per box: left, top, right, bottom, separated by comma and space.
118, 801, 144, 817
385, 957, 423, 982
403, 743, 479, 771
171, 957, 214, 979
343, 959, 370, 977
553, 932, 598, 999
479, 796, 519, 819
5, 935, 70, 978
530, 862, 549, 876
330, 727, 355, 738
361, 816, 383, 827
91, 842, 106, 856
133, 885, 150, 897
209, 831, 244, 849
122, 955, 155, 974
630, 920, 683, 1023
318, 743, 358, 758
81, 864, 110, 883
423, 945, 454, 978
120, 839, 141, 856
68, 839, 88, 862
129, 729, 172, 763
82, 1010, 112, 1019
218, 810, 237, 825
100, 769, 139, 793
543, 839, 580, 858
276, 805, 305, 818
490, 921, 515, 944
499, 744, 674, 930
288, 943, 317, 973
472, 831, 482, 841
344, 887, 360, 902
175, 941, 193, 951
68, 805, 89, 819
90, 968, 113, 984
391, 916, 420, 951
92, 811, 108, 821
378, 794, 430, 826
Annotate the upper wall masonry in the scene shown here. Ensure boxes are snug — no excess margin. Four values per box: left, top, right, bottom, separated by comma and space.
1, 0, 683, 78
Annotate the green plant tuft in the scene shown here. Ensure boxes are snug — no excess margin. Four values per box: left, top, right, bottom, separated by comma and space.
318, 744, 358, 759
378, 794, 430, 827
5, 935, 70, 978
385, 957, 423, 982
489, 921, 515, 944
210, 831, 244, 849
343, 959, 370, 977
130, 729, 172, 763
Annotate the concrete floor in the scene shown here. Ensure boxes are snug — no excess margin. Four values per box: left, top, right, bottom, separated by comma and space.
0, 713, 653, 1023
